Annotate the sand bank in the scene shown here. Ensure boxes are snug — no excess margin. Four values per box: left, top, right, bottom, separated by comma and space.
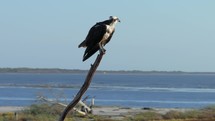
0, 106, 24, 113
0, 106, 190, 116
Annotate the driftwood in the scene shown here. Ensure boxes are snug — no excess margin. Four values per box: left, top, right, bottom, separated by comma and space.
59, 52, 104, 121
38, 96, 90, 115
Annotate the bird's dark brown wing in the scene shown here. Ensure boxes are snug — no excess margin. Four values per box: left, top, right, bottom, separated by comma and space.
78, 25, 96, 48
82, 24, 107, 61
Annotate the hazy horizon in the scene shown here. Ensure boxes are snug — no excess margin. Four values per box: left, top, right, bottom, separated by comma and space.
1, 67, 215, 73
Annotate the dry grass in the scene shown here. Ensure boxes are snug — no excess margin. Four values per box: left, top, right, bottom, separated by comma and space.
1, 104, 215, 121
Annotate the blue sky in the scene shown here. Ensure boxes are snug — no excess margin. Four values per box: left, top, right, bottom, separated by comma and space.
0, 0, 215, 72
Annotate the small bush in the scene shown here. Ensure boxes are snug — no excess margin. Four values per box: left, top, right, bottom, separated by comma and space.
182, 110, 201, 119
202, 105, 215, 111
24, 103, 64, 115
132, 111, 163, 121
163, 110, 184, 119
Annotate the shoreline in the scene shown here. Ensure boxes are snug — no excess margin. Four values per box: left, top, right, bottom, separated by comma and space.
0, 106, 24, 113
0, 106, 203, 120
0, 106, 191, 114
1, 67, 215, 74
1, 105, 215, 121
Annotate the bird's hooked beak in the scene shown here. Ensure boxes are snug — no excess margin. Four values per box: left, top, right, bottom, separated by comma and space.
117, 18, 121, 22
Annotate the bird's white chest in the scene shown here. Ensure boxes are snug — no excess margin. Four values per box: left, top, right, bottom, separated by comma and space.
106, 25, 114, 34
102, 25, 114, 40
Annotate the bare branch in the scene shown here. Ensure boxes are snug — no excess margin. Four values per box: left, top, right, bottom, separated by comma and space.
58, 52, 104, 121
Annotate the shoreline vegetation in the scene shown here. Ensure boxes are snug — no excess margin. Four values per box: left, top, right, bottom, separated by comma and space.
1, 104, 215, 121
1, 67, 215, 74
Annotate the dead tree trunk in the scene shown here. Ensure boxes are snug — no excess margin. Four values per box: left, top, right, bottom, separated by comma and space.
58, 52, 104, 121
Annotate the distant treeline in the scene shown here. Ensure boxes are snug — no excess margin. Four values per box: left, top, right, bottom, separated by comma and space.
0, 68, 87, 73
0, 68, 215, 74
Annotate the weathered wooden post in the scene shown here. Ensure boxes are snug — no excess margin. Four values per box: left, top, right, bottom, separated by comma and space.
58, 52, 104, 121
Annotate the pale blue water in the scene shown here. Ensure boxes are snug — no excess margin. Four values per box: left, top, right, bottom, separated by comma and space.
1, 73, 215, 108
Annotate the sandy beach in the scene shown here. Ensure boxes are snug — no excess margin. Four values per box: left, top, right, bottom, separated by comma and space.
0, 106, 190, 113
0, 106, 24, 113
0, 106, 190, 120
0, 106, 189, 113
93, 106, 190, 119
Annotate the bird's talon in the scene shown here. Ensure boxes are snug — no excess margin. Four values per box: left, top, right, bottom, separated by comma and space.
100, 49, 106, 54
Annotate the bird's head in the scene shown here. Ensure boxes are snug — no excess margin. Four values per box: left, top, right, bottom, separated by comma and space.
109, 16, 121, 23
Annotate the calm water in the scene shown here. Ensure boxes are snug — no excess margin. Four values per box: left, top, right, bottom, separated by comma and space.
1, 73, 215, 108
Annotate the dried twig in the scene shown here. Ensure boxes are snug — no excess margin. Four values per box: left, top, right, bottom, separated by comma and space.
58, 52, 104, 121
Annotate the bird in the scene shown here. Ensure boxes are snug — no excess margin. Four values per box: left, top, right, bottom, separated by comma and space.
78, 16, 120, 61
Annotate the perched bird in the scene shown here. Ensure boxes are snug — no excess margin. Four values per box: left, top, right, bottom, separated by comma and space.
78, 16, 120, 61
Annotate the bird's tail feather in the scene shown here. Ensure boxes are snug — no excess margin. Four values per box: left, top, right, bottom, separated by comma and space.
78, 40, 87, 48
83, 46, 99, 61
